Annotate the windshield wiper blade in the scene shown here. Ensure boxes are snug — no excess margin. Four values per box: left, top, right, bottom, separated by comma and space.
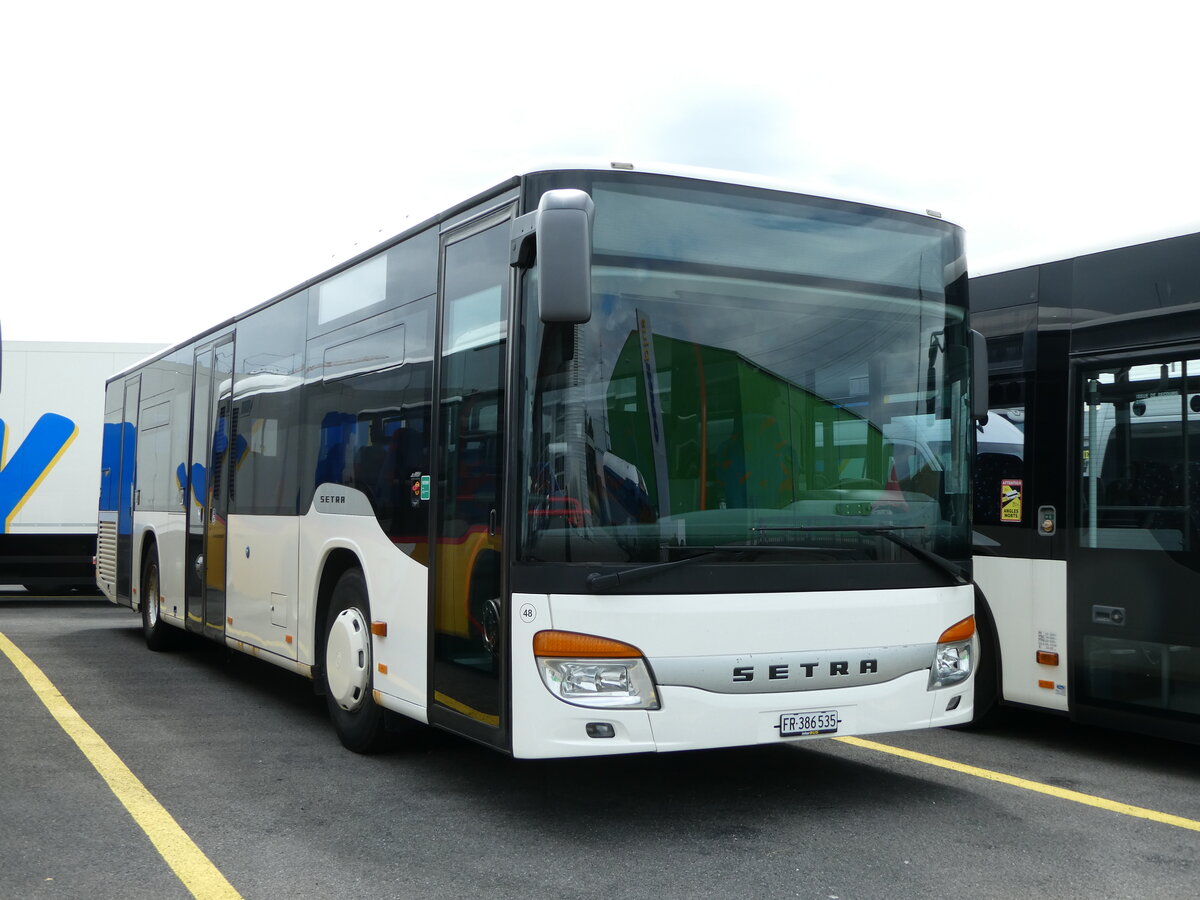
585, 545, 827, 594
752, 524, 968, 586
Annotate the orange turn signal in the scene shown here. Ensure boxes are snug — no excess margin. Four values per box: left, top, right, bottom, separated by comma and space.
533, 630, 643, 659
937, 616, 975, 644
370, 621, 388, 637
1036, 650, 1059, 666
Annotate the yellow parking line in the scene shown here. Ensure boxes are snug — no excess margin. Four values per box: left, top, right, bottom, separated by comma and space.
837, 735, 1200, 832
0, 630, 243, 899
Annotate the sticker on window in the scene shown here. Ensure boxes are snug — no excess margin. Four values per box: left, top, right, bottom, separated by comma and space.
1001, 479, 1023, 523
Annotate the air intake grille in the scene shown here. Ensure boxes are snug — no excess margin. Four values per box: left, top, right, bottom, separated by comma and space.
96, 520, 117, 590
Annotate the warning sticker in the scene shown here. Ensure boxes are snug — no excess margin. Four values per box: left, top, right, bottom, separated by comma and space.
1001, 479, 1023, 523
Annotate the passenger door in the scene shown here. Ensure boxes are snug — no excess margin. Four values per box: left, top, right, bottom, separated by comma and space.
1072, 351, 1200, 728
429, 210, 513, 748
116, 375, 140, 603
186, 335, 235, 639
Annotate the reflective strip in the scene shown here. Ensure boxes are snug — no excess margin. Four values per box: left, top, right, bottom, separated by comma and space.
434, 690, 500, 727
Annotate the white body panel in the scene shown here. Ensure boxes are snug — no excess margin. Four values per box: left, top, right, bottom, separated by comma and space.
510, 585, 975, 758
974, 555, 1069, 711
1, 340, 163, 535
127, 501, 431, 717
227, 516, 300, 659
296, 500, 429, 720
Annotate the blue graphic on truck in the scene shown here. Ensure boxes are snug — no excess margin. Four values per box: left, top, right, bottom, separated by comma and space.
0, 413, 79, 533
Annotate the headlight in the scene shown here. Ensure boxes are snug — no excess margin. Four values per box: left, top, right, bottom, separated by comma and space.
534, 630, 660, 710
929, 615, 975, 689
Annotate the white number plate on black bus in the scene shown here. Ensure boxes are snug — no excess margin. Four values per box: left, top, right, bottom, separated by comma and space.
779, 710, 840, 737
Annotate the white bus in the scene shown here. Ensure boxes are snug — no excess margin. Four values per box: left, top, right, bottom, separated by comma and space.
97, 164, 982, 757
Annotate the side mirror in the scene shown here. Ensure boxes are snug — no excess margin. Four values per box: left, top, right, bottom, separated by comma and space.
512, 189, 595, 324
971, 329, 989, 421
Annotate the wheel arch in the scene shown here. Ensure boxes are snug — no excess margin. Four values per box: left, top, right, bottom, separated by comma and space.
973, 581, 1003, 712
314, 547, 365, 680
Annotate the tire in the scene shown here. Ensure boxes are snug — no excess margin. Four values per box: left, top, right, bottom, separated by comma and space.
141, 545, 175, 651
323, 569, 387, 753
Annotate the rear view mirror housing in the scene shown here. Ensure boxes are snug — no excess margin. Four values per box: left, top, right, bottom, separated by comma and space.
971, 329, 989, 421
511, 189, 595, 324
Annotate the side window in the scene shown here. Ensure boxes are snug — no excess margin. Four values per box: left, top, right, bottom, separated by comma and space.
973, 405, 1026, 526
304, 297, 436, 551
230, 292, 307, 516
1080, 358, 1200, 551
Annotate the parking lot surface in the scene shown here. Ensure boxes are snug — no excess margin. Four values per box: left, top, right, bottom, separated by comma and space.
2, 593, 1197, 899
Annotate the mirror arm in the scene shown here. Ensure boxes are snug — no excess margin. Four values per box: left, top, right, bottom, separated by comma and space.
510, 212, 537, 269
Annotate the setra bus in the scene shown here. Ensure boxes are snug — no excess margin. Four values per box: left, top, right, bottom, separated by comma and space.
972, 228, 1200, 744
97, 163, 983, 757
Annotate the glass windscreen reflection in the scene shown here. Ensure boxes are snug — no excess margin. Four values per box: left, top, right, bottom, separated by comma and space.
520, 178, 970, 571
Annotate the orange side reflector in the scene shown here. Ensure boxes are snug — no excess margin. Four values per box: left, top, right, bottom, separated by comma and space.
377, 663, 388, 675
937, 616, 975, 644
533, 630, 643, 659
1038, 679, 1055, 690
285, 634, 293, 645
1036, 650, 1059, 666
227, 617, 233, 626
370, 621, 388, 637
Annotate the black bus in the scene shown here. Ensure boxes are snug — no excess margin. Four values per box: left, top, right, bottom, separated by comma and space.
971, 229, 1200, 744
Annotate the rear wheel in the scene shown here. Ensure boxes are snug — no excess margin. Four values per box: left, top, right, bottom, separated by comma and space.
141, 545, 175, 651
323, 569, 387, 753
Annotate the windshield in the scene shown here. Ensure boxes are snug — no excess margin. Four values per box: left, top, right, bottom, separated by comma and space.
518, 174, 971, 580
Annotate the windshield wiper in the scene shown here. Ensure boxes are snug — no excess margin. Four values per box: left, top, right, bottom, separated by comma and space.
585, 545, 830, 594
751, 524, 968, 586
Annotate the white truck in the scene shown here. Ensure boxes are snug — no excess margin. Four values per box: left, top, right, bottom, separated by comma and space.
0, 340, 164, 592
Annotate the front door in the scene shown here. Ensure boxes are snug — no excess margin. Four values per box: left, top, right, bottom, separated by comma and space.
186, 335, 235, 639
1072, 350, 1200, 734
429, 210, 513, 747
116, 376, 141, 603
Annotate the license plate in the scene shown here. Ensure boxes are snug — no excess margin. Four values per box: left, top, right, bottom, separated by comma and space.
779, 710, 840, 737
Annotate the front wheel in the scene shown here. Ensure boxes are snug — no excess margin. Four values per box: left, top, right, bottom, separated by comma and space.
323, 569, 387, 753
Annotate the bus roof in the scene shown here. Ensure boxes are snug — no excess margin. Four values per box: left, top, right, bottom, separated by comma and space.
972, 222, 1200, 278
107, 163, 959, 384
521, 159, 957, 225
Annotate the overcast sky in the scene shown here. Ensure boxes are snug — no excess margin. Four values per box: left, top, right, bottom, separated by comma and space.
4, 1, 1199, 345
